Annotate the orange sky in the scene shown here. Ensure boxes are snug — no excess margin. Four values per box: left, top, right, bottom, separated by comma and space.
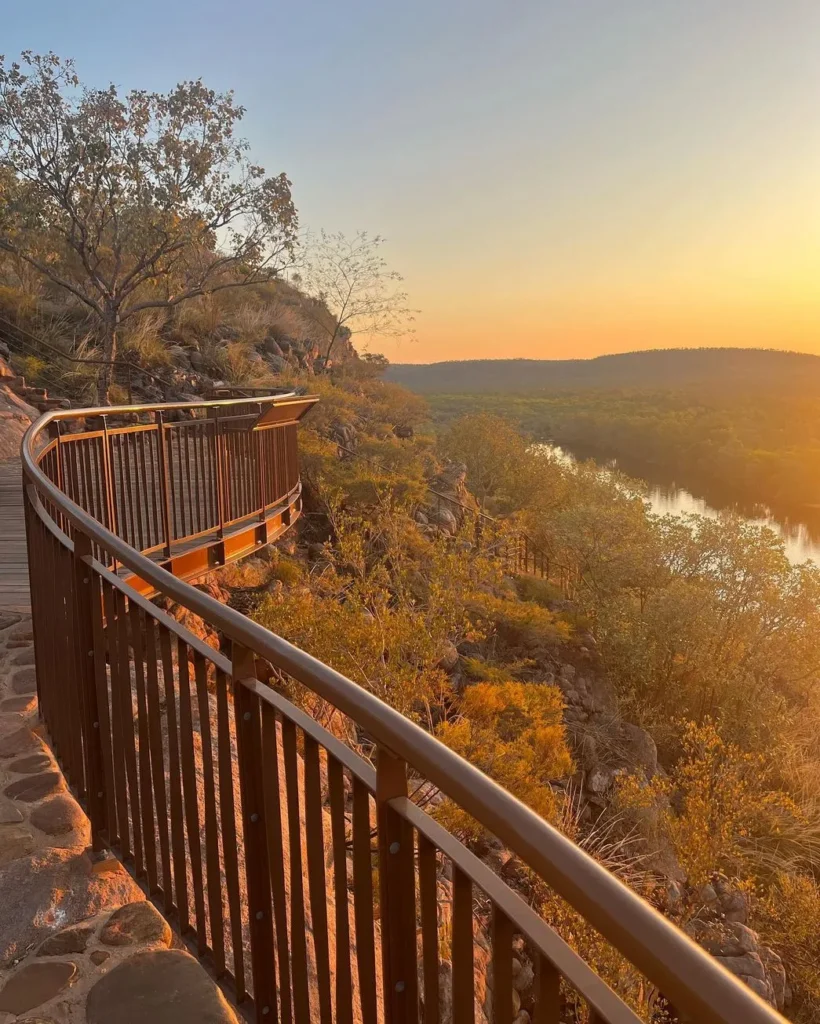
13, 2, 819, 366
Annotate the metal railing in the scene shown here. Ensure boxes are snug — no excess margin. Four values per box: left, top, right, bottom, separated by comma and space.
21, 396, 784, 1024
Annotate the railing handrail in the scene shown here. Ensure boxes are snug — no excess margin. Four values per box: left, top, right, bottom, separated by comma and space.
21, 399, 784, 1024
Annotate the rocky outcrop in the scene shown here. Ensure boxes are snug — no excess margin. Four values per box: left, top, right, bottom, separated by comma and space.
685, 917, 789, 1011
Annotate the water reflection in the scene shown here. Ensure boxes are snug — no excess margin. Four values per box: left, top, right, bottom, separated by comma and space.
537, 444, 820, 566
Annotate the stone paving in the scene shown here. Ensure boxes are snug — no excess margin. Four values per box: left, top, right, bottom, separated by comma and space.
0, 612, 238, 1023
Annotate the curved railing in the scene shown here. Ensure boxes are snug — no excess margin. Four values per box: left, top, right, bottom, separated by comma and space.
21, 398, 784, 1024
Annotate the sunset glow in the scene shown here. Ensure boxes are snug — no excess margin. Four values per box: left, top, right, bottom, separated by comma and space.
5, 0, 820, 363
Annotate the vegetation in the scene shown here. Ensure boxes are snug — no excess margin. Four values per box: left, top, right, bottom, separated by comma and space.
253, 385, 820, 1020
428, 389, 820, 514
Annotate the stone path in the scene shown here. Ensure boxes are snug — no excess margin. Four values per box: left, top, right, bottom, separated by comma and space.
0, 611, 239, 1023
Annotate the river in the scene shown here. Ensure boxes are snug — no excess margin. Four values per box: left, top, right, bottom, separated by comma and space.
539, 443, 820, 566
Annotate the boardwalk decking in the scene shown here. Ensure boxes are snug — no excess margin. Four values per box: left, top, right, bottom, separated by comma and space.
0, 459, 29, 611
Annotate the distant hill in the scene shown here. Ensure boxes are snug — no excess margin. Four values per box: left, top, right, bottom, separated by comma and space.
385, 348, 820, 394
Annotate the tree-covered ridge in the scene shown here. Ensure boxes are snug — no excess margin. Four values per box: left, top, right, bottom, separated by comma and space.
428, 390, 820, 511
387, 348, 820, 395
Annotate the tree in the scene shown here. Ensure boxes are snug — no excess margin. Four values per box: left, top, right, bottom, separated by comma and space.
298, 230, 416, 364
0, 52, 297, 400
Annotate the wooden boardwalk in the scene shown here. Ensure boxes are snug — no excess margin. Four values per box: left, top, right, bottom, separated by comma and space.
0, 459, 29, 612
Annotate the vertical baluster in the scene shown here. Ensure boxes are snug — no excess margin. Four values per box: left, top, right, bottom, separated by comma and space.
233, 664, 276, 1022
418, 834, 439, 1024
261, 703, 293, 1024
143, 612, 174, 904
533, 954, 560, 1024
193, 652, 225, 972
352, 778, 378, 1024
328, 756, 353, 1024
215, 667, 246, 1000
128, 602, 158, 892
452, 868, 474, 1024
155, 411, 173, 556
491, 907, 514, 1023
177, 641, 207, 952
304, 736, 333, 1023
101, 582, 133, 861
89, 574, 118, 846
158, 626, 189, 931
113, 588, 145, 875
377, 749, 418, 1024
282, 717, 311, 1021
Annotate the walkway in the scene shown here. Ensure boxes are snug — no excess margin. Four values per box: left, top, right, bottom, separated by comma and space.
0, 459, 29, 613
0, 610, 239, 1020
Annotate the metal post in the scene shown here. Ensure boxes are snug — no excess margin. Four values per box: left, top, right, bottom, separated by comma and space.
100, 416, 117, 568
232, 645, 277, 1023
376, 748, 419, 1024
155, 410, 173, 558
72, 530, 107, 850
213, 407, 225, 539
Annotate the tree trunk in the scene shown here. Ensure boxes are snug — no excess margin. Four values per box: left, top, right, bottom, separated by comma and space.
97, 313, 118, 405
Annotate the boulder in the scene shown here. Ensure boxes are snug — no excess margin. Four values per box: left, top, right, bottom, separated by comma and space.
37, 924, 93, 956
430, 507, 458, 535
436, 641, 460, 673
0, 960, 77, 1014
617, 722, 658, 779
100, 901, 172, 947
0, 849, 143, 966
86, 949, 239, 1024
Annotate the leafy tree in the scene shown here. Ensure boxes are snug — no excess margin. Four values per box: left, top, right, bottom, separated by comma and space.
0, 52, 297, 400
298, 230, 416, 364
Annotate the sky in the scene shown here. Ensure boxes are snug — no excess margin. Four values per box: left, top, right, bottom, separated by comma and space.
4, 1, 820, 363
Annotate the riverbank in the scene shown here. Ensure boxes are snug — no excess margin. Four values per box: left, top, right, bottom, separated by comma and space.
536, 441, 820, 566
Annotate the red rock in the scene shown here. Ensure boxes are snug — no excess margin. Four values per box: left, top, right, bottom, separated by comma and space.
0, 961, 77, 1013
4, 772, 63, 802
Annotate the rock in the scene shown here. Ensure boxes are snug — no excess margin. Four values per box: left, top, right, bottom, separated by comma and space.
559, 664, 576, 682
4, 772, 63, 802
0, 961, 77, 1013
0, 796, 24, 823
12, 648, 36, 666
37, 924, 93, 956
0, 612, 21, 630
12, 668, 37, 695
86, 949, 239, 1023
586, 768, 613, 794
617, 722, 658, 778
714, 877, 749, 924
9, 627, 34, 641
512, 959, 534, 993
0, 849, 142, 966
436, 641, 460, 673
8, 754, 50, 774
413, 510, 429, 526
100, 901, 172, 947
0, 824, 35, 865
716, 952, 767, 982
90, 950, 110, 966
430, 507, 458, 535
686, 919, 758, 957
744, 976, 774, 1002
0, 726, 42, 758
1, 695, 36, 713
760, 947, 787, 1010
30, 795, 87, 841
6, 638, 32, 648
698, 883, 719, 906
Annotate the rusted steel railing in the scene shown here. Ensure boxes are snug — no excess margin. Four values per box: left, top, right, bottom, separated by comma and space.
34, 393, 316, 593
21, 397, 784, 1024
